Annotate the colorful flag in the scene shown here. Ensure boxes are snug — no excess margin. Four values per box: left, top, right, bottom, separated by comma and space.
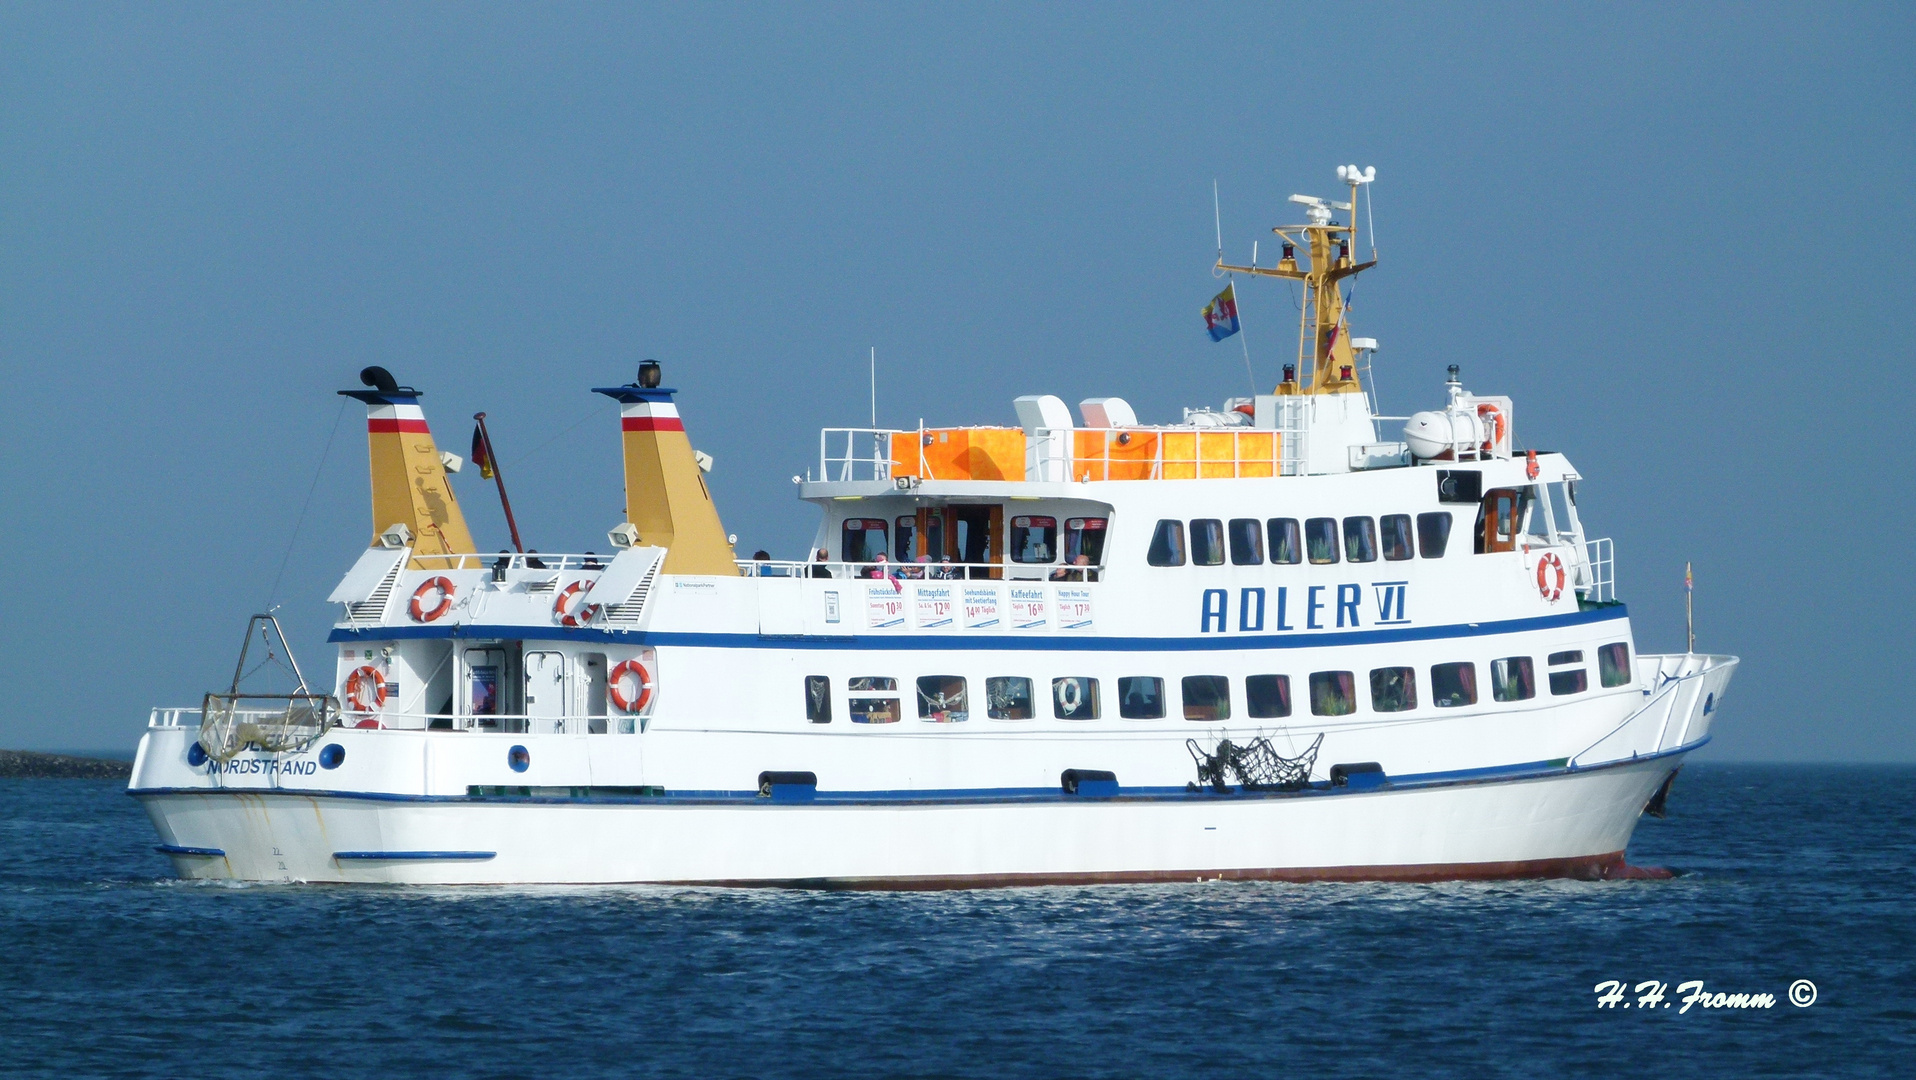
1685, 562, 1693, 592
471, 425, 496, 480
1203, 282, 1240, 342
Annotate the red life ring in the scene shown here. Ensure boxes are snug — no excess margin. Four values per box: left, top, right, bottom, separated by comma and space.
553, 581, 600, 627
409, 577, 456, 622
1536, 552, 1566, 602
1477, 403, 1505, 454
608, 659, 654, 713
345, 665, 387, 714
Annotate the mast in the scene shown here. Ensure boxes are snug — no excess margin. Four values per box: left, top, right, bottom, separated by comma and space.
1217, 166, 1376, 395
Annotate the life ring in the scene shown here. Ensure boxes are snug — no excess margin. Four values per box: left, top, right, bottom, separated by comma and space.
1536, 552, 1566, 602
608, 659, 654, 713
1057, 678, 1083, 714
344, 665, 387, 714
553, 581, 600, 627
1477, 403, 1505, 454
409, 577, 456, 622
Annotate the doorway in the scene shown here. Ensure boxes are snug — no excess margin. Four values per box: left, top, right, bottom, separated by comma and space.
951, 505, 1002, 579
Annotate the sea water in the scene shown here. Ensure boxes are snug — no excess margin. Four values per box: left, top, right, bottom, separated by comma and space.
2, 764, 1910, 1078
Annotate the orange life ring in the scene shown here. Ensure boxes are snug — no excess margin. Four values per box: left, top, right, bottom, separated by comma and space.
409, 577, 456, 622
1477, 403, 1505, 454
344, 665, 387, 714
1536, 552, 1566, 602
608, 659, 654, 713
553, 581, 600, 627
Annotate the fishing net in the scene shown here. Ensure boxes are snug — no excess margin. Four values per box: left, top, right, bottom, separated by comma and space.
198, 694, 340, 763
1186, 732, 1324, 792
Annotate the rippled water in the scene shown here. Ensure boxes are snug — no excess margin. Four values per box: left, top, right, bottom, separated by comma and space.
3, 764, 1910, 1078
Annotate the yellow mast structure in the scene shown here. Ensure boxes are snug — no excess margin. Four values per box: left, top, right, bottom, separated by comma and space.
1216, 167, 1377, 395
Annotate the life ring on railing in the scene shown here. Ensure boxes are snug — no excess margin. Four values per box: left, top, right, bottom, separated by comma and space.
553, 581, 600, 627
409, 577, 456, 622
608, 659, 654, 713
344, 665, 387, 715
1536, 552, 1566, 603
1477, 404, 1505, 454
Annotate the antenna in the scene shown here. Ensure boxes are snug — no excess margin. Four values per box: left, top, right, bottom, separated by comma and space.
1213, 180, 1223, 257
869, 346, 877, 428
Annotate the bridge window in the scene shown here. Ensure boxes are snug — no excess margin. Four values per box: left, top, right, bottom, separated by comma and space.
841, 518, 888, 562
1431, 662, 1477, 707
1550, 669, 1588, 696
1309, 671, 1356, 716
1118, 676, 1165, 719
1599, 643, 1632, 687
1305, 518, 1339, 564
1010, 516, 1058, 563
1491, 657, 1536, 702
1190, 519, 1224, 565
1417, 512, 1454, 558
917, 676, 969, 722
1380, 514, 1414, 561
1370, 666, 1417, 712
1246, 674, 1292, 718
1343, 517, 1378, 563
1475, 488, 1527, 554
1228, 518, 1264, 565
986, 676, 1035, 720
1147, 520, 1186, 566
1268, 518, 1302, 564
1065, 518, 1107, 564
1052, 676, 1100, 720
848, 676, 900, 724
1548, 650, 1584, 666
1181, 675, 1231, 721
804, 675, 831, 723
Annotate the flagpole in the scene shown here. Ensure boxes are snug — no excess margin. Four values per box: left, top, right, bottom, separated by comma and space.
1685, 561, 1695, 653
473, 411, 524, 553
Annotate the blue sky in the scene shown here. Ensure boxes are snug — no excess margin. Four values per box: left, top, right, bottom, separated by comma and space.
2, 4, 1909, 759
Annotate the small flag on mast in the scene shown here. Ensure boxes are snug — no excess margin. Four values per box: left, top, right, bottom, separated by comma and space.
471, 424, 496, 480
1203, 282, 1241, 342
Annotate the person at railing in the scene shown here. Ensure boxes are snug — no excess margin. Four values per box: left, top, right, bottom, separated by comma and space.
810, 548, 833, 579
931, 555, 957, 580
526, 549, 548, 570
492, 550, 512, 582
1050, 554, 1093, 582
866, 553, 890, 580
582, 551, 605, 570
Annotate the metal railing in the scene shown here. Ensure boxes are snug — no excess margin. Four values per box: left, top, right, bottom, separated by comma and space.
198, 693, 341, 761
148, 707, 634, 737
736, 558, 1103, 582
817, 428, 897, 483
391, 552, 620, 572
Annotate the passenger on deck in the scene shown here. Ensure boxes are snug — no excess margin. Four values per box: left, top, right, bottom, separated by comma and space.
810, 548, 833, 578
525, 549, 548, 569
582, 551, 604, 570
1050, 554, 1092, 581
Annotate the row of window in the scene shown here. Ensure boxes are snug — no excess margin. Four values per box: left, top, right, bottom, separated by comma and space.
1147, 514, 1454, 568
843, 516, 1109, 566
800, 644, 1631, 723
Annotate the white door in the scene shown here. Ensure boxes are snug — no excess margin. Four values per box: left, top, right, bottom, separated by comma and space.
524, 651, 567, 731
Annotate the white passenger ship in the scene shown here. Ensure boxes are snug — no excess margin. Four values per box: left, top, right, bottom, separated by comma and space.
131, 170, 1735, 886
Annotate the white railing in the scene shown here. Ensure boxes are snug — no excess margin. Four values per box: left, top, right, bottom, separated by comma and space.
816, 428, 897, 483
1581, 537, 1615, 603
816, 423, 1313, 485
406, 552, 619, 572
150, 707, 201, 728
150, 707, 634, 737
736, 559, 1103, 583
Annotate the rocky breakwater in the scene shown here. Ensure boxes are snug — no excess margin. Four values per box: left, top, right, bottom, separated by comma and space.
0, 750, 133, 779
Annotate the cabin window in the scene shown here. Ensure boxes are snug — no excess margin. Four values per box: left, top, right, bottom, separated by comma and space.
1475, 488, 1527, 554
1305, 518, 1340, 564
1370, 666, 1417, 712
1550, 669, 1588, 696
1147, 520, 1186, 566
1117, 676, 1166, 719
1267, 518, 1302, 565
804, 675, 831, 723
986, 676, 1035, 720
1227, 518, 1264, 565
1491, 657, 1536, 702
1309, 671, 1356, 716
1548, 650, 1584, 666
1053, 676, 1100, 720
841, 518, 888, 563
1190, 519, 1225, 566
1380, 514, 1414, 561
1431, 662, 1477, 707
1343, 517, 1378, 563
894, 516, 917, 562
1182, 675, 1231, 722
1598, 643, 1632, 687
1065, 518, 1107, 565
917, 676, 969, 722
1417, 512, 1454, 558
848, 676, 900, 724
923, 513, 945, 563
1246, 674, 1292, 718
1010, 516, 1058, 564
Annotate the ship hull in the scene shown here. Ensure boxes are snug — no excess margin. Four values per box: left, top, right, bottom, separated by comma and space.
135, 749, 1684, 887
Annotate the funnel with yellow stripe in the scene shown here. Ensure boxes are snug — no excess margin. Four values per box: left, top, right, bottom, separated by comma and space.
338, 367, 475, 569
593, 371, 737, 577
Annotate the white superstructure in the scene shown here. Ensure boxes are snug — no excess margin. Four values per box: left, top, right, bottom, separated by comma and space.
130, 172, 1734, 886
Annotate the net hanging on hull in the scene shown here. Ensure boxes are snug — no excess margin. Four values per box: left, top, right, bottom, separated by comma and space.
1186, 733, 1324, 792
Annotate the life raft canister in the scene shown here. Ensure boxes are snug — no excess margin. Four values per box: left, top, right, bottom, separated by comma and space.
553, 581, 600, 627
608, 659, 654, 713
409, 576, 456, 622
1476, 403, 1505, 454
1536, 552, 1566, 602
344, 665, 387, 717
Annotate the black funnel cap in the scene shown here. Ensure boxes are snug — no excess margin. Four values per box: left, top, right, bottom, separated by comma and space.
360, 366, 401, 393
